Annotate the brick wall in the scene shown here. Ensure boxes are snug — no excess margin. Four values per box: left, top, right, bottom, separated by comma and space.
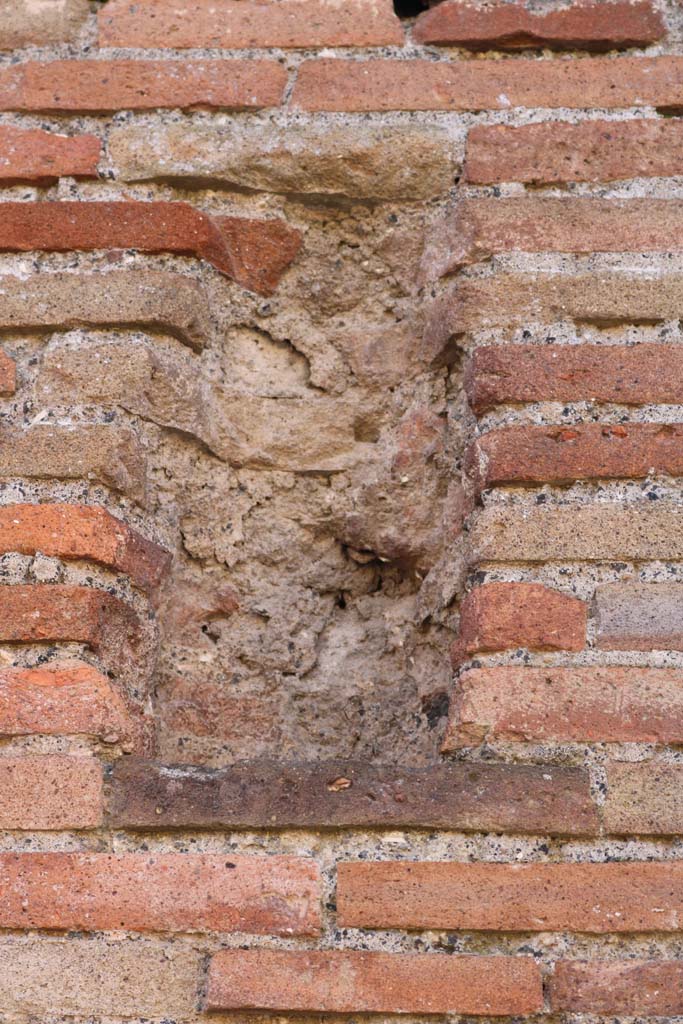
2, 0, 683, 1019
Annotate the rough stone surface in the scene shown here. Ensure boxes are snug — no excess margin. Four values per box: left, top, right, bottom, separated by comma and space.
0, 0, 89, 49
605, 763, 683, 835
595, 583, 683, 651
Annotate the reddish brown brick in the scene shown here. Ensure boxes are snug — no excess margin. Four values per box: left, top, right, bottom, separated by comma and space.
425, 198, 683, 280
443, 666, 683, 751
605, 763, 683, 835
550, 960, 683, 1015
466, 343, 683, 415
0, 755, 102, 830
0, 349, 15, 396
452, 583, 586, 665
596, 583, 683, 651
0, 505, 170, 596
292, 56, 683, 112
468, 422, 683, 489
206, 949, 543, 1015
0, 126, 100, 185
466, 118, 683, 185
0, 662, 148, 751
99, 0, 403, 48
0, 853, 320, 935
0, 60, 286, 113
0, 203, 300, 295
107, 759, 599, 836
413, 1, 664, 50
337, 861, 683, 932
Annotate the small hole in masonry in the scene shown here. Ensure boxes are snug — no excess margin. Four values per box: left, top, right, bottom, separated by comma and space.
393, 0, 429, 17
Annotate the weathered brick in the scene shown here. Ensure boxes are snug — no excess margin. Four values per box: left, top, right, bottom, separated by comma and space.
0, 755, 102, 830
0, 270, 212, 351
466, 118, 683, 185
206, 949, 543, 1015
0, 203, 301, 295
0, 349, 15, 395
292, 56, 683, 112
466, 343, 683, 415
0, 424, 146, 503
99, 0, 403, 48
596, 583, 683, 651
468, 504, 683, 565
0, 662, 148, 752
443, 666, 683, 750
452, 583, 586, 665
550, 960, 683, 1015
0, 60, 286, 112
424, 198, 683, 280
413, 1, 664, 50
107, 759, 599, 836
605, 763, 683, 835
0, 126, 100, 185
109, 122, 456, 202
469, 422, 683, 490
0, 505, 170, 596
0, 853, 320, 935
337, 861, 683, 932
0, 0, 89, 49
0, 937, 200, 1018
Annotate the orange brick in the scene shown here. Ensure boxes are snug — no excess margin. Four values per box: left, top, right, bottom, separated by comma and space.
0, 349, 15, 395
99, 0, 403, 48
413, 0, 664, 50
206, 949, 542, 1015
550, 960, 683, 1015
0, 126, 100, 184
0, 853, 320, 934
0, 505, 170, 596
452, 583, 586, 665
0, 584, 140, 653
0, 755, 102, 829
338, 861, 683, 933
292, 56, 683, 112
0, 60, 286, 113
443, 666, 683, 750
0, 202, 300, 295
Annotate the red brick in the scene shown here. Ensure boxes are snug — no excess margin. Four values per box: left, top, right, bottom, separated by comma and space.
0, 203, 301, 295
206, 949, 543, 1015
0, 349, 15, 396
337, 861, 683, 932
413, 1, 664, 50
466, 344, 683, 415
452, 583, 586, 665
466, 118, 683, 185
99, 0, 403, 48
0, 755, 102, 830
0, 662, 148, 751
468, 422, 683, 489
442, 666, 683, 750
425, 198, 683, 280
0, 505, 170, 596
0, 126, 100, 185
0, 853, 320, 935
292, 56, 683, 112
0, 60, 286, 113
550, 960, 683, 1015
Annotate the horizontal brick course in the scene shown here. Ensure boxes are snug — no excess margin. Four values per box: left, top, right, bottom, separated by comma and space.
292, 56, 683, 112
550, 960, 683, 1015
413, 0, 664, 50
443, 666, 683, 750
466, 118, 683, 185
0, 0, 89, 49
605, 763, 683, 835
338, 861, 683, 932
0, 60, 287, 112
0, 584, 140, 653
468, 504, 683, 565
453, 583, 586, 665
0, 755, 102, 830
99, 0, 404, 48
0, 505, 170, 595
0, 853, 320, 934
0, 270, 212, 351
107, 759, 598, 836
0, 126, 100, 185
470, 422, 683, 489
206, 949, 543, 1015
0, 203, 300, 295
596, 583, 683, 651
466, 343, 683, 414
